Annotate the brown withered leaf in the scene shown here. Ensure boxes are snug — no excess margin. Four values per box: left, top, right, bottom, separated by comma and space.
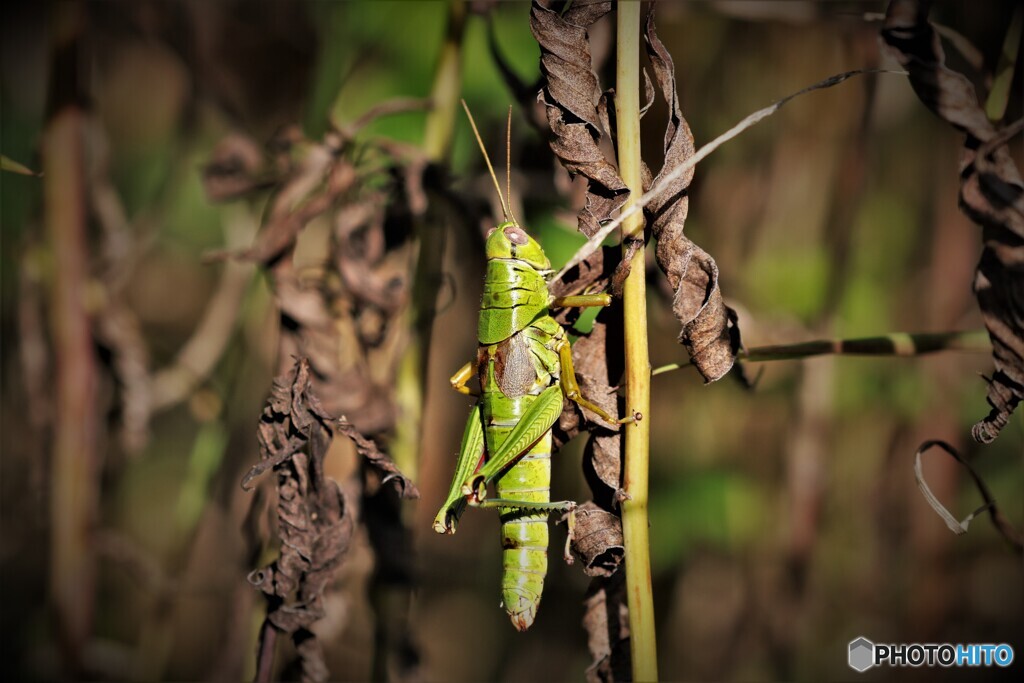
337, 418, 418, 499
532, 0, 629, 238
203, 100, 425, 681
208, 122, 418, 435
245, 359, 351, 680
244, 358, 415, 680
572, 315, 625, 497
643, 11, 741, 383
241, 358, 415, 495
582, 571, 631, 683
572, 502, 624, 577
882, 0, 1024, 443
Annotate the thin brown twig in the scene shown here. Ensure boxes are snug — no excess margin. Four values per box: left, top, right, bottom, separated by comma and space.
341, 97, 432, 139
254, 620, 278, 683
553, 68, 906, 284
44, 2, 100, 671
151, 207, 257, 411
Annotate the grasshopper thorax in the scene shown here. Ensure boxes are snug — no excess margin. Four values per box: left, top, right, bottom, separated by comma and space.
485, 221, 551, 272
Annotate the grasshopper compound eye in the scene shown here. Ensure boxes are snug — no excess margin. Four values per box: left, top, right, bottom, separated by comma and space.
503, 225, 528, 245
486, 226, 499, 238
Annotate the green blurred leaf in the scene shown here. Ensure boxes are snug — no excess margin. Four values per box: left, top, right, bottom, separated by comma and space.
985, 6, 1022, 123
1, 154, 39, 176
174, 421, 229, 537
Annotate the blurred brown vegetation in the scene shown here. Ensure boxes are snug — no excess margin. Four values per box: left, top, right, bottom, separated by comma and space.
1, 1, 1021, 681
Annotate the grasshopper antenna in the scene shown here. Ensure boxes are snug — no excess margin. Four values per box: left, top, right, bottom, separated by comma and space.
461, 99, 511, 222
506, 105, 518, 225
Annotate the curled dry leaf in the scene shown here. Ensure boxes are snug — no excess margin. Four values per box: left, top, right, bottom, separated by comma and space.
531, 0, 629, 239
882, 0, 1024, 443
643, 11, 741, 383
571, 316, 624, 496
241, 358, 414, 495
336, 417, 419, 499
555, 314, 630, 587
582, 571, 631, 683
244, 358, 415, 680
572, 502, 624, 577
245, 359, 352, 680
535, 2, 742, 383
200, 98, 427, 681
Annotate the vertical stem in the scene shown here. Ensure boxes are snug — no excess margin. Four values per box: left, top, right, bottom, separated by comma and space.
394, 0, 466, 480
615, 2, 658, 681
45, 1, 99, 672
375, 3, 465, 681
423, 0, 466, 161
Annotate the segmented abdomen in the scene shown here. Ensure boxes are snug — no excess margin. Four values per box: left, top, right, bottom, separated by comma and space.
483, 392, 552, 632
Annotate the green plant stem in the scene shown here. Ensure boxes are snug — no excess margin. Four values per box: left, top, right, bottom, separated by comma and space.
615, 3, 658, 681
393, 0, 466, 481
423, 0, 466, 161
375, 3, 465, 681
650, 330, 990, 377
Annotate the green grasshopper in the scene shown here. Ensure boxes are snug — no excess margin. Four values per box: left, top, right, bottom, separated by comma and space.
433, 104, 638, 631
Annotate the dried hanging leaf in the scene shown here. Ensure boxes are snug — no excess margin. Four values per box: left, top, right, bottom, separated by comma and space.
244, 358, 415, 680
571, 315, 624, 497
531, 0, 628, 239
582, 572, 631, 683
201, 99, 427, 682
529, 1, 628, 564
241, 359, 414, 495
573, 502, 624, 577
245, 359, 352, 680
203, 111, 424, 435
882, 0, 1024, 443
336, 418, 418, 499
643, 11, 741, 383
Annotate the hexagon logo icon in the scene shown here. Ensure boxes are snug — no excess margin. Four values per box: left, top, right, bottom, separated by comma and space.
848, 637, 874, 672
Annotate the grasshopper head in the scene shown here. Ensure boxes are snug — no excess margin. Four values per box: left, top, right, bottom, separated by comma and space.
485, 221, 550, 271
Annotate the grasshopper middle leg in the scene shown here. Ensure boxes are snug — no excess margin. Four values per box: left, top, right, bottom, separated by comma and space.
472, 496, 578, 564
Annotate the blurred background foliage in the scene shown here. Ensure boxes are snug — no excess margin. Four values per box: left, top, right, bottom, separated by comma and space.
1, 1, 1021, 681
